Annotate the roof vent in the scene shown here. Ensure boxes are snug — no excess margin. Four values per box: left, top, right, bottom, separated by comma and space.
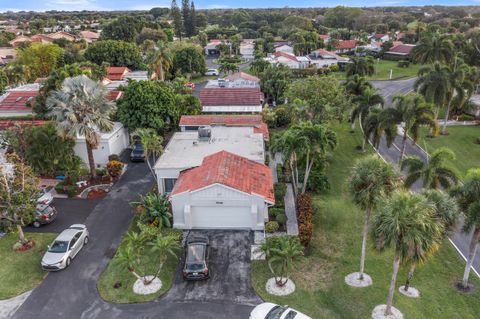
15, 97, 23, 102
198, 126, 211, 140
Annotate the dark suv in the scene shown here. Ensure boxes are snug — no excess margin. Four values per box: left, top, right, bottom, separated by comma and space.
33, 205, 58, 228
130, 143, 145, 162
183, 234, 210, 281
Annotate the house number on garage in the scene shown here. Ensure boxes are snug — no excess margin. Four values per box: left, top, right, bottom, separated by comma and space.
216, 201, 223, 205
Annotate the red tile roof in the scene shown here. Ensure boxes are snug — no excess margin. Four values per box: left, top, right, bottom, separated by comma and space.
0, 91, 38, 112
199, 88, 264, 107
106, 67, 131, 81
179, 115, 269, 141
319, 34, 330, 40
374, 34, 386, 39
387, 44, 416, 55
272, 51, 298, 62
336, 40, 357, 50
80, 31, 100, 39
0, 120, 46, 130
171, 151, 274, 203
225, 72, 260, 82
107, 90, 123, 101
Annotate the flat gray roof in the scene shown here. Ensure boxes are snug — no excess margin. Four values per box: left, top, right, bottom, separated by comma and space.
154, 126, 264, 170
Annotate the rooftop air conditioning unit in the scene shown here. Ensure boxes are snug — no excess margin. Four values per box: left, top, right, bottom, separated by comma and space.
218, 79, 226, 87
198, 126, 212, 140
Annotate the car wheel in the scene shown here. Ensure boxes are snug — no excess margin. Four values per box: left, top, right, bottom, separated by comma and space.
66, 257, 71, 268
33, 221, 41, 228
84, 236, 89, 245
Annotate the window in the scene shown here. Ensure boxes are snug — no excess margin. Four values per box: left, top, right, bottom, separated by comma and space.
164, 178, 177, 193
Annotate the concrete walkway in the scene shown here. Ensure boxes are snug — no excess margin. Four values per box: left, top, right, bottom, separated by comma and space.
285, 184, 299, 236
0, 290, 31, 319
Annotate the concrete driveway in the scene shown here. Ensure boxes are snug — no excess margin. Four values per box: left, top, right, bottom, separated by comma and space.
165, 230, 261, 305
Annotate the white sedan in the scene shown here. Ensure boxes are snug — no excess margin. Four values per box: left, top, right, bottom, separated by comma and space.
41, 224, 89, 271
250, 303, 311, 319
205, 68, 219, 76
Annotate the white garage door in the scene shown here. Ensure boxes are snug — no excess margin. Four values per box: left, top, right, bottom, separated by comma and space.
190, 206, 251, 229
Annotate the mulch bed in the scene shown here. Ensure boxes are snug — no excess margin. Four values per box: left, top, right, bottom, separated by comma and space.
14, 240, 36, 252
87, 189, 108, 199
454, 281, 476, 294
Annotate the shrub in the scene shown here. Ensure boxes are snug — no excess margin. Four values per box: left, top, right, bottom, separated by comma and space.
276, 163, 284, 183
107, 160, 124, 177
274, 183, 287, 206
296, 193, 314, 246
276, 213, 288, 225
298, 222, 314, 246
96, 168, 107, 177
65, 185, 78, 197
457, 113, 475, 121
398, 60, 410, 68
329, 64, 339, 72
269, 207, 285, 217
108, 154, 121, 161
306, 168, 330, 193
265, 221, 279, 233
274, 106, 292, 127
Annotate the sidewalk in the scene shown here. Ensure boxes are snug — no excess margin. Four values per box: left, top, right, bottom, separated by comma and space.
0, 290, 31, 319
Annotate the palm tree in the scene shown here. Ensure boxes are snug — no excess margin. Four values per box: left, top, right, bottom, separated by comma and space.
348, 155, 399, 284
372, 190, 443, 316
260, 236, 304, 287
451, 169, 480, 290
363, 107, 384, 150
46, 75, 115, 179
381, 94, 436, 162
346, 56, 375, 77
344, 75, 373, 96
132, 128, 163, 181
147, 41, 172, 81
350, 86, 384, 134
401, 147, 459, 189
411, 36, 454, 64
148, 235, 181, 280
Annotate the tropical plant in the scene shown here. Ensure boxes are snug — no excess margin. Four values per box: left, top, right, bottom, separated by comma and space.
131, 192, 172, 229
147, 41, 172, 81
450, 169, 480, 290
401, 147, 459, 189
260, 65, 291, 106
411, 36, 454, 64
350, 86, 384, 134
259, 236, 304, 287
349, 155, 399, 282
46, 75, 116, 178
363, 107, 384, 150
346, 56, 375, 77
148, 234, 181, 278
344, 74, 373, 96
131, 128, 163, 180
381, 94, 436, 162
372, 190, 443, 316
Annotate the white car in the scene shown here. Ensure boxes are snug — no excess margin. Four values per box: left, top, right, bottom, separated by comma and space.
250, 303, 311, 319
205, 68, 219, 76
41, 224, 89, 271
37, 188, 54, 206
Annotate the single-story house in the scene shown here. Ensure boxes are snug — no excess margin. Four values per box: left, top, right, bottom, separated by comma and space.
200, 87, 264, 113
384, 43, 416, 60
179, 115, 269, 142
309, 48, 350, 68
371, 33, 390, 43
319, 34, 330, 43
48, 31, 76, 42
0, 83, 39, 117
266, 51, 309, 69
74, 122, 129, 167
103, 67, 149, 90
274, 44, 294, 54
9, 35, 32, 48
169, 150, 273, 230
79, 31, 100, 44
240, 39, 255, 59
0, 47, 16, 65
204, 40, 232, 56
335, 40, 357, 54
205, 72, 260, 89
154, 125, 265, 194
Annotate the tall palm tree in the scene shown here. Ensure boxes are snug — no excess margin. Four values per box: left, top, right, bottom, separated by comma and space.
132, 128, 163, 181
401, 147, 459, 189
363, 107, 384, 150
46, 75, 115, 178
411, 36, 454, 64
148, 235, 181, 280
372, 190, 443, 316
147, 41, 172, 81
381, 94, 436, 162
348, 155, 399, 283
350, 86, 384, 133
451, 169, 480, 290
344, 75, 373, 96
346, 56, 375, 77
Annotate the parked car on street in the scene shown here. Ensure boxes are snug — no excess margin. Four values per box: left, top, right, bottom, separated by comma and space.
41, 224, 89, 271
183, 234, 209, 280
250, 303, 311, 319
33, 204, 58, 228
130, 143, 145, 162
205, 68, 219, 76
37, 187, 54, 206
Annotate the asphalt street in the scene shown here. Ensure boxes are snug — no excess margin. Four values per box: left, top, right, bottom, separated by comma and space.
370, 77, 416, 107
14, 161, 257, 319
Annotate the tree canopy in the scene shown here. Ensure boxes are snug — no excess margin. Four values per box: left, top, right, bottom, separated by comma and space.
85, 40, 143, 69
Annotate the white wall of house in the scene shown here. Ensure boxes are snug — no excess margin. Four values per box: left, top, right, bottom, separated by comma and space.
275, 44, 294, 54
170, 184, 269, 230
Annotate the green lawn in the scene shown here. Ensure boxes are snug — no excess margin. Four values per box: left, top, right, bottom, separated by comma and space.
332, 60, 421, 81
419, 125, 480, 178
252, 123, 480, 319
0, 232, 57, 299
97, 222, 182, 304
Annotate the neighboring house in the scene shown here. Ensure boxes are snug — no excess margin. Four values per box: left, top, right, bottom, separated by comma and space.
319, 34, 331, 43
205, 72, 260, 89
79, 30, 100, 43
0, 119, 46, 130
384, 43, 416, 60
169, 151, 273, 230
309, 48, 349, 68
335, 40, 357, 54
8, 35, 32, 48
204, 40, 231, 56
266, 51, 309, 69
179, 115, 269, 142
0, 83, 40, 117
200, 87, 264, 113
274, 44, 294, 54
107, 90, 123, 102
240, 39, 255, 60
73, 122, 129, 167
0, 47, 16, 65
103, 67, 149, 90
29, 34, 55, 45
154, 125, 265, 194
48, 31, 76, 42
371, 33, 390, 43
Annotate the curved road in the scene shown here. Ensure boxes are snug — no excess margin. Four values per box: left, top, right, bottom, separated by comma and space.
13, 162, 255, 319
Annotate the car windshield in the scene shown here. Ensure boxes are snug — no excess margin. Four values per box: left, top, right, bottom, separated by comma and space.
132, 149, 143, 154
48, 241, 69, 253
265, 306, 287, 319
186, 243, 205, 263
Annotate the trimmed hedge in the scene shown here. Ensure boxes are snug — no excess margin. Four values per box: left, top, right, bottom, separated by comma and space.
269, 207, 285, 217
276, 163, 285, 183
274, 183, 287, 207
276, 213, 288, 225
265, 221, 279, 233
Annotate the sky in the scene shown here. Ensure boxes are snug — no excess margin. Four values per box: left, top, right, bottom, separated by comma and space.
0, 0, 479, 12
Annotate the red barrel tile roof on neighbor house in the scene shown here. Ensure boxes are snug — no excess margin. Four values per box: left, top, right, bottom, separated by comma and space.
179, 115, 269, 141
106, 67, 131, 81
170, 151, 274, 203
0, 91, 38, 112
199, 88, 264, 106
225, 72, 260, 82
387, 44, 416, 55
107, 90, 123, 101
335, 40, 357, 50
0, 120, 47, 130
